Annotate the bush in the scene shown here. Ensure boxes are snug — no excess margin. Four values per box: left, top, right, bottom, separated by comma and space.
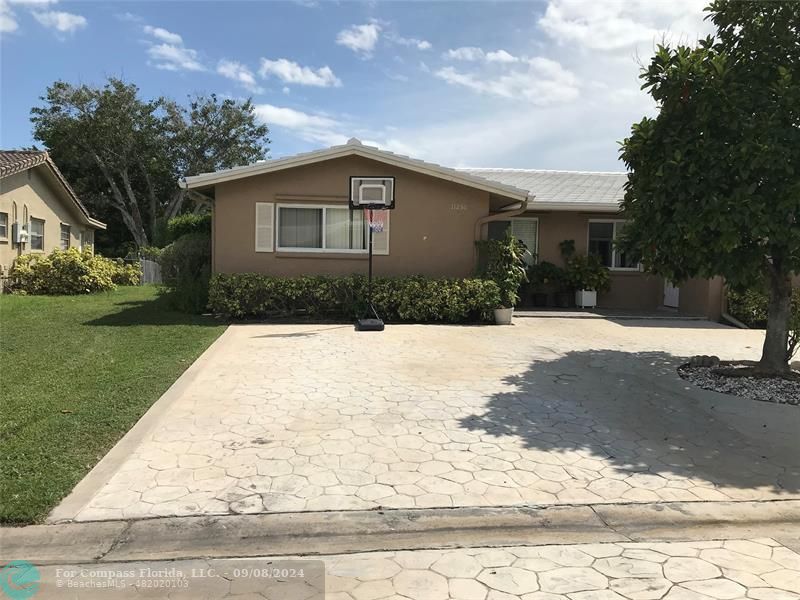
166, 213, 211, 242
8, 248, 141, 295
565, 254, 611, 292
159, 232, 211, 313
208, 274, 501, 323
728, 287, 800, 360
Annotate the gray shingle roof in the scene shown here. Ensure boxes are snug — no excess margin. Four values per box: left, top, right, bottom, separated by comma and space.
460, 168, 628, 206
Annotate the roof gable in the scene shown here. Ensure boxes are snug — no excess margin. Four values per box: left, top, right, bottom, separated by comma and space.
0, 150, 106, 229
180, 139, 530, 202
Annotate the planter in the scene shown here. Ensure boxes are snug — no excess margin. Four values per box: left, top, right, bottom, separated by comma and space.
494, 307, 514, 325
531, 292, 548, 307
554, 291, 573, 308
575, 289, 597, 308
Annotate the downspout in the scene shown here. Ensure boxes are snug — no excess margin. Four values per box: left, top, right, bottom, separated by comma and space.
474, 195, 532, 242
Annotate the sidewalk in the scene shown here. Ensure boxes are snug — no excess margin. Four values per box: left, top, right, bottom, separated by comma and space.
3, 500, 800, 599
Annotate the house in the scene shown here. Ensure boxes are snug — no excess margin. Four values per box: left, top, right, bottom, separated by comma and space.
180, 138, 724, 319
0, 150, 106, 275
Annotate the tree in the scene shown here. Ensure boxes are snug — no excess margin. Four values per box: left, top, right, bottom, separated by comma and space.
619, 0, 800, 375
31, 79, 269, 251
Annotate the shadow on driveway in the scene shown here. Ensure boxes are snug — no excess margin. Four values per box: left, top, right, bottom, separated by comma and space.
459, 348, 800, 496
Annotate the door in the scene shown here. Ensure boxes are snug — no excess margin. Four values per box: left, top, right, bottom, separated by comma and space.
663, 280, 680, 308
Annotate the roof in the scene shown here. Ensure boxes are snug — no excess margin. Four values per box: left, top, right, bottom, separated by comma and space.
461, 168, 627, 212
0, 150, 105, 229
180, 138, 531, 202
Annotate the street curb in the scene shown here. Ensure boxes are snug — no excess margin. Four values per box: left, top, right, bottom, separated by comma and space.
5, 499, 799, 565
46, 326, 234, 524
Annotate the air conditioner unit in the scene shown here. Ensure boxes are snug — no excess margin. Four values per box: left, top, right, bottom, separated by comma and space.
12, 222, 28, 244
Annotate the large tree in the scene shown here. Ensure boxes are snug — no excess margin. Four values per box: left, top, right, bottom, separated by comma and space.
31, 79, 269, 250
619, 0, 800, 375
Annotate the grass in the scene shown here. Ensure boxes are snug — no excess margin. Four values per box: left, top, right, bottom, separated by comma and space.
0, 286, 226, 524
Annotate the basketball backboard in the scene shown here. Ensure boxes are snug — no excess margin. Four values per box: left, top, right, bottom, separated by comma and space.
349, 176, 396, 210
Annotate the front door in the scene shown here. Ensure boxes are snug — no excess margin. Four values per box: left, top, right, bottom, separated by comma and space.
663, 280, 680, 308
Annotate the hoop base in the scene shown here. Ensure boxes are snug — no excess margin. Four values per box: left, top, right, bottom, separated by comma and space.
355, 318, 385, 332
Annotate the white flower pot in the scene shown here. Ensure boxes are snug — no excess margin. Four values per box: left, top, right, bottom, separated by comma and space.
494, 307, 514, 325
575, 290, 597, 308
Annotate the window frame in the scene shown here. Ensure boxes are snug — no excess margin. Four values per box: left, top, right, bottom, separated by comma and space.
489, 217, 539, 265
29, 217, 45, 251
587, 219, 639, 271
60, 223, 71, 250
0, 212, 8, 241
275, 203, 369, 254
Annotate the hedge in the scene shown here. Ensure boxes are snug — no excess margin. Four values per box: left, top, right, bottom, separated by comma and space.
159, 232, 211, 313
7, 248, 141, 295
208, 274, 501, 323
166, 213, 211, 242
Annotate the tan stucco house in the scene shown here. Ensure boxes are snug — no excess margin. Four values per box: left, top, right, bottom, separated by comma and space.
0, 150, 106, 276
180, 138, 724, 319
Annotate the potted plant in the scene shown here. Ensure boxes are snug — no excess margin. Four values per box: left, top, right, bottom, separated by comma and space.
476, 233, 528, 324
527, 261, 564, 307
565, 254, 611, 308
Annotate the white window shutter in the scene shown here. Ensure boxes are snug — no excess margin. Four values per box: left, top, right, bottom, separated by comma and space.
255, 202, 274, 252
372, 211, 390, 255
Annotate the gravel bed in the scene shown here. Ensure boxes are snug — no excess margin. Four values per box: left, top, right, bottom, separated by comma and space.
678, 363, 800, 405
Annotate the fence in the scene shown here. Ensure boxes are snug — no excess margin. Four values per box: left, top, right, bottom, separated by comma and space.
139, 259, 162, 285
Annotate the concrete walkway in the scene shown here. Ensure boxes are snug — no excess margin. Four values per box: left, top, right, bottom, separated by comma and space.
4, 501, 800, 599
53, 319, 800, 522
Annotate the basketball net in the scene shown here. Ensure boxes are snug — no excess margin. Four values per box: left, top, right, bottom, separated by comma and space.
365, 209, 386, 233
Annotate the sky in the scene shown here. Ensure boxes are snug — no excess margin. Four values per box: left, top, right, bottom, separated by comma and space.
0, 0, 715, 172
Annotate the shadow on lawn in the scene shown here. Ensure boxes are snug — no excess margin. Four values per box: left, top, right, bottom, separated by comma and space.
459, 348, 800, 495
84, 296, 221, 327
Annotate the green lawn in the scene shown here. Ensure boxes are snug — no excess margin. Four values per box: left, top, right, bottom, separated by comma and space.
0, 286, 226, 524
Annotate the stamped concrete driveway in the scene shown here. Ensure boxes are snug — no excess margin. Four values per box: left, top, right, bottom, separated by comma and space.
65, 318, 800, 521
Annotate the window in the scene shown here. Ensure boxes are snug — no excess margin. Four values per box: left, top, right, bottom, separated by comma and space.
0, 212, 7, 240
488, 218, 539, 266
60, 224, 71, 249
588, 220, 637, 270
80, 230, 94, 253
30, 218, 44, 250
276, 205, 373, 253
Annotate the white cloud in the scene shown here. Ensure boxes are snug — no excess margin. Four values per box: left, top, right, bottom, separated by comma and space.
486, 49, 518, 63
336, 22, 381, 56
217, 60, 263, 93
388, 33, 432, 51
254, 103, 347, 146
435, 56, 579, 105
32, 10, 86, 33
141, 24, 205, 72
147, 43, 205, 71
445, 46, 485, 61
538, 0, 712, 51
143, 24, 182, 45
259, 58, 342, 88
0, 0, 18, 33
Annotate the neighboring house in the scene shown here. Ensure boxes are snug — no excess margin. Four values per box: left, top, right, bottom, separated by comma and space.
0, 150, 106, 276
180, 138, 724, 319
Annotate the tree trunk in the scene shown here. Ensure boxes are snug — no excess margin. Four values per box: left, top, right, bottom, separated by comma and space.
92, 153, 149, 247
758, 266, 792, 375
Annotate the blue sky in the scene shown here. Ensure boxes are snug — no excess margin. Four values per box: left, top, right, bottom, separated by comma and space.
1, 0, 713, 171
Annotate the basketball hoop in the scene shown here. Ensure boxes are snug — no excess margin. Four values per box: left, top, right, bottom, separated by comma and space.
350, 177, 396, 332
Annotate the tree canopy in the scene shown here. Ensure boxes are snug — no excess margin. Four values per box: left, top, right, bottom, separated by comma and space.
619, 0, 800, 374
31, 78, 270, 253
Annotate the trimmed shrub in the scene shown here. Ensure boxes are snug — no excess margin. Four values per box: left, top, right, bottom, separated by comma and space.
208, 273, 501, 323
8, 248, 141, 295
728, 287, 800, 360
159, 232, 211, 313
166, 213, 211, 242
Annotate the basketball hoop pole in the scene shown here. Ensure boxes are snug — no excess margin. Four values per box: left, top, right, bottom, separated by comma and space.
357, 209, 383, 330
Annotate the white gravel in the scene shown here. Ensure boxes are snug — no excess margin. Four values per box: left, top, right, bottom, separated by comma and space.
679, 364, 800, 405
